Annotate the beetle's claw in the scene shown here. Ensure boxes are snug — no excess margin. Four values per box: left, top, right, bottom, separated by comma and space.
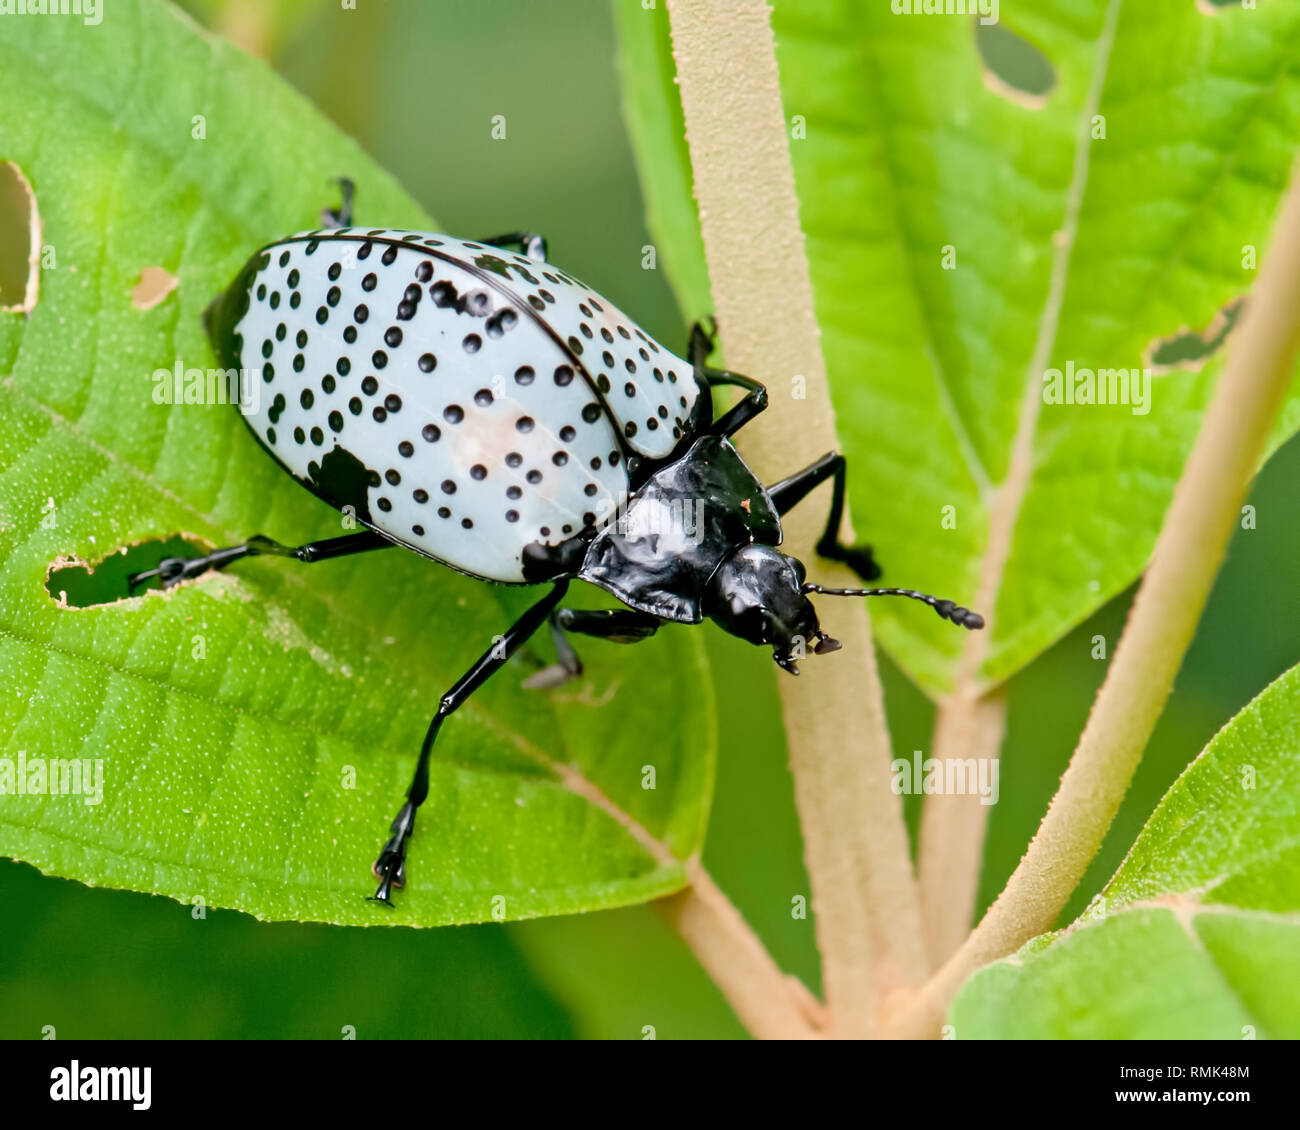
127, 556, 194, 591
126, 566, 160, 591
368, 854, 403, 905
369, 850, 405, 905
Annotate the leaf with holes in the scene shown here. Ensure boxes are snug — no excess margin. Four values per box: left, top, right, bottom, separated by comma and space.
948, 660, 1300, 1037
0, 0, 714, 926
617, 0, 1300, 696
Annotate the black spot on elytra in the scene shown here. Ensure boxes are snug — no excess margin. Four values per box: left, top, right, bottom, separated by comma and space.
429, 279, 492, 318
309, 445, 375, 525
485, 308, 517, 338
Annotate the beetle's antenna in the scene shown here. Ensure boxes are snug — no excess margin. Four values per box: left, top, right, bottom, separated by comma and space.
802, 583, 984, 630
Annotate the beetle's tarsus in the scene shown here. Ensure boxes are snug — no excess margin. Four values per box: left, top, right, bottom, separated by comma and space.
816, 539, 883, 584
369, 860, 401, 904
126, 561, 164, 591
127, 555, 206, 591
369, 801, 414, 904
689, 319, 717, 363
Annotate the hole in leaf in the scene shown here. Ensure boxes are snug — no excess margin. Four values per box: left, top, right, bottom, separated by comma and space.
132, 265, 179, 310
0, 159, 40, 313
46, 535, 210, 608
1145, 298, 1244, 373
975, 22, 1056, 108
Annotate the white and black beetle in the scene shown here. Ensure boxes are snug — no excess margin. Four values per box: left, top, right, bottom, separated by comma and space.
131, 181, 983, 904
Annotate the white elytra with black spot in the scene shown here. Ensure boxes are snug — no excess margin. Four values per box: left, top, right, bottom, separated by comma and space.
233, 229, 703, 582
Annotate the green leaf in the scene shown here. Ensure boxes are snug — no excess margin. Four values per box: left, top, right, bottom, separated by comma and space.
616, 0, 1300, 696
950, 662, 1300, 1038
0, 0, 714, 926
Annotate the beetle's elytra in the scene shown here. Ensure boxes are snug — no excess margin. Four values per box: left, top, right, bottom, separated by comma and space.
132, 180, 983, 904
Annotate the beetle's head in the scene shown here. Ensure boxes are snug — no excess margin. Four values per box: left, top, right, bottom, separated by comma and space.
705, 543, 987, 674
704, 544, 840, 675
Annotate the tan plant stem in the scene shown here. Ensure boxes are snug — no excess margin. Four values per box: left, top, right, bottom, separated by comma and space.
215, 0, 271, 58
657, 864, 825, 1039
917, 689, 1006, 965
665, 0, 926, 1036
887, 163, 1300, 1039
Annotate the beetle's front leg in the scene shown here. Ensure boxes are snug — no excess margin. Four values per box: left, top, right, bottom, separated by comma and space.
370, 579, 571, 903
688, 320, 769, 438
766, 452, 882, 583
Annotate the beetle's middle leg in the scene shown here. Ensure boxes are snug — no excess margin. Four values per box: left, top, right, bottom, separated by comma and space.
371, 579, 571, 903
126, 530, 393, 591
688, 321, 769, 438
523, 607, 662, 690
766, 452, 882, 583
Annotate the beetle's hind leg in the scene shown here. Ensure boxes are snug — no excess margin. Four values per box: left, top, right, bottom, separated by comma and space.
767, 452, 883, 583
126, 530, 391, 591
321, 177, 355, 228
371, 581, 571, 904
523, 607, 662, 690
477, 232, 548, 262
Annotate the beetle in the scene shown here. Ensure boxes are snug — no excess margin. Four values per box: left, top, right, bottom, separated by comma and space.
130, 180, 983, 904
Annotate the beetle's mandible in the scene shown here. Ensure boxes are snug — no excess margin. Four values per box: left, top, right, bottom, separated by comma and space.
130, 179, 983, 904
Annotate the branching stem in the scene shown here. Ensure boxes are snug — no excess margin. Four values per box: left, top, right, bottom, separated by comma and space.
663, 0, 926, 1036
889, 163, 1300, 1038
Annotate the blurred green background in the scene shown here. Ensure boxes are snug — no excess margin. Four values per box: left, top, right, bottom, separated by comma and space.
2, 0, 1297, 1039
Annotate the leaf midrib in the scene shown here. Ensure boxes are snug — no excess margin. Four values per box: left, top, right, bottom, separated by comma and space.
956, 0, 1125, 684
